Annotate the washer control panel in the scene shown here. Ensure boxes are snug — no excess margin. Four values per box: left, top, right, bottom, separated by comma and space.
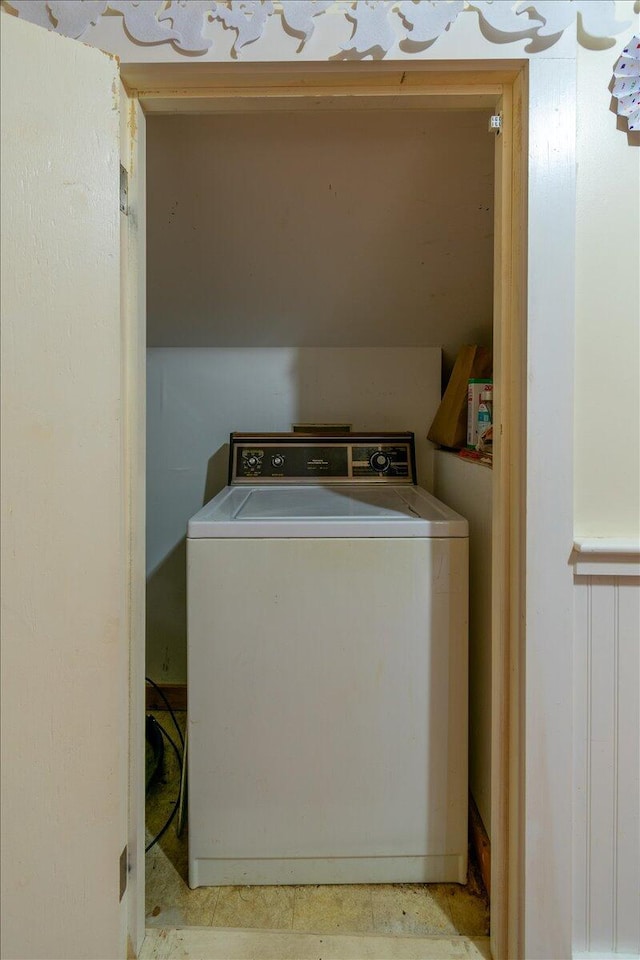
229, 433, 416, 484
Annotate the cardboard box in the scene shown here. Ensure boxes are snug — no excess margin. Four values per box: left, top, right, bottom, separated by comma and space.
467, 379, 493, 448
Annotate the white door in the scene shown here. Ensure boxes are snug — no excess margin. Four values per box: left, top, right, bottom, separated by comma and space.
1, 12, 144, 959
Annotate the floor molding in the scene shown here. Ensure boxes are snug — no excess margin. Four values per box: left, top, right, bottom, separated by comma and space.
469, 794, 491, 898
146, 682, 187, 711
139, 928, 491, 960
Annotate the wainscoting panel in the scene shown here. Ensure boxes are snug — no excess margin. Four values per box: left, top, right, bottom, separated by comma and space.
573, 541, 640, 958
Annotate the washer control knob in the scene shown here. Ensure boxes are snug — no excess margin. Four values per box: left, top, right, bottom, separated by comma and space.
271, 454, 285, 469
370, 451, 391, 473
245, 455, 259, 468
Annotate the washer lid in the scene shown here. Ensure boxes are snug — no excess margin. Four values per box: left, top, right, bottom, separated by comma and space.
188, 484, 468, 538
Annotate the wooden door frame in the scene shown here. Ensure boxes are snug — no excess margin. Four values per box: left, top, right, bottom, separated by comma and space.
120, 84, 147, 959
123, 59, 576, 960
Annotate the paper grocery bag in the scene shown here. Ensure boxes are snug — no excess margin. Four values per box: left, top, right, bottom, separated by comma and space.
427, 345, 493, 449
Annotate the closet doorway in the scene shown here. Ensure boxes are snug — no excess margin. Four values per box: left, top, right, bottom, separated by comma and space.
121, 62, 527, 960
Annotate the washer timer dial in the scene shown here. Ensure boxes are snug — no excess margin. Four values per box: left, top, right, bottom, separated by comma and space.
369, 451, 391, 473
241, 449, 264, 475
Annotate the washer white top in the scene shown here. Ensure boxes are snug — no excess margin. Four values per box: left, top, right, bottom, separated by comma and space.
188, 484, 468, 539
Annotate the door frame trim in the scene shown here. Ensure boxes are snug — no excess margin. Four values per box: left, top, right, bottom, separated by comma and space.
125, 60, 576, 960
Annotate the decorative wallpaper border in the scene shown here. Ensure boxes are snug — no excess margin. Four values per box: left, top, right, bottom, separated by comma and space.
3, 2, 638, 131
3, 0, 633, 59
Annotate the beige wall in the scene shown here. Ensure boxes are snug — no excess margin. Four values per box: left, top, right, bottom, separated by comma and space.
574, 20, 640, 539
147, 109, 494, 372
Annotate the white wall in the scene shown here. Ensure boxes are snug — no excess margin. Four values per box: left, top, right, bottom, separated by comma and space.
147, 346, 441, 682
434, 451, 492, 840
574, 33, 640, 539
146, 110, 494, 373
570, 18, 640, 958
573, 564, 640, 957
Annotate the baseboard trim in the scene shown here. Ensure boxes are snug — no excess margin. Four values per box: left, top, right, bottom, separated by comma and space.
469, 793, 491, 898
146, 682, 187, 711
141, 927, 492, 960
190, 853, 467, 887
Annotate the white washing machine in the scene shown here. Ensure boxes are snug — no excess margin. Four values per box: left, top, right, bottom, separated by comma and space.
187, 432, 468, 888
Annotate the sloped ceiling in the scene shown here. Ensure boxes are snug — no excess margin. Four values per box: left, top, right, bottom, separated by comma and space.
147, 108, 494, 366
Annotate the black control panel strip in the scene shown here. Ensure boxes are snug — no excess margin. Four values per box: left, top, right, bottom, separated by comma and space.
228, 432, 416, 485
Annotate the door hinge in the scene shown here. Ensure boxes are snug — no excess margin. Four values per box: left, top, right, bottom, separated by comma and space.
120, 164, 129, 215
489, 114, 502, 135
119, 844, 128, 901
